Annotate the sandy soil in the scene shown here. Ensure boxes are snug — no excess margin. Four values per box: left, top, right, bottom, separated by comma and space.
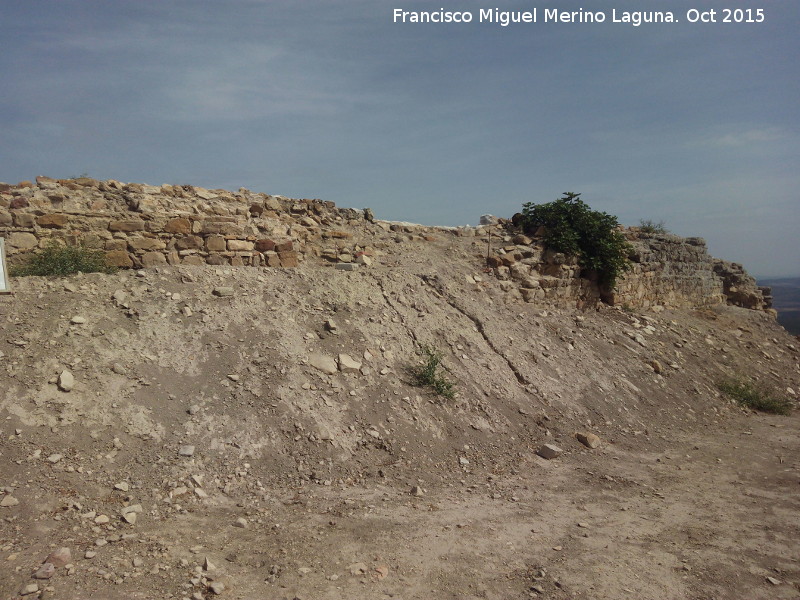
1, 230, 798, 600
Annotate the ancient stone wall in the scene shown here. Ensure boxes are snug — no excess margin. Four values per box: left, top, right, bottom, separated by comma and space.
0, 176, 356, 269
486, 229, 770, 312
0, 176, 770, 313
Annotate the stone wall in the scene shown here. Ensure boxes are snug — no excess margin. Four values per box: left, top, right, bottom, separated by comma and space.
0, 176, 359, 269
486, 228, 771, 312
0, 176, 771, 313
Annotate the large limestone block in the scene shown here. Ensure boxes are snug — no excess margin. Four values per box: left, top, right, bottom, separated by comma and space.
7, 232, 38, 249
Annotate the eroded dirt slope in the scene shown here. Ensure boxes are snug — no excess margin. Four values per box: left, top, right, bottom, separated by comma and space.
1, 232, 799, 600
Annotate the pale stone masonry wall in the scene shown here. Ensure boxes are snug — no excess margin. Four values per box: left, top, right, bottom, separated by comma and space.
0, 176, 344, 269
0, 176, 770, 313
485, 229, 770, 312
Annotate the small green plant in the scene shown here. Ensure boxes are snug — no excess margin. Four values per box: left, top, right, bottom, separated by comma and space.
10, 242, 116, 277
411, 344, 455, 400
519, 192, 632, 289
638, 219, 669, 234
717, 377, 791, 415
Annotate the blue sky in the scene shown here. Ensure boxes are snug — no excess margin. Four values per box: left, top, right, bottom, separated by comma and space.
1, 1, 797, 276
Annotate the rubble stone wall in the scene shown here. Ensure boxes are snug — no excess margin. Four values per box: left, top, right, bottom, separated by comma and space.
0, 176, 771, 313
0, 176, 347, 269
486, 230, 770, 312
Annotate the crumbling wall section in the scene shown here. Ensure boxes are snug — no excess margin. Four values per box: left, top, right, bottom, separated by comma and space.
0, 176, 350, 269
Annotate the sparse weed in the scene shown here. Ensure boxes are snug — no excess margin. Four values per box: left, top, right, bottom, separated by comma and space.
638, 219, 669, 234
10, 242, 116, 277
717, 377, 791, 415
411, 344, 455, 400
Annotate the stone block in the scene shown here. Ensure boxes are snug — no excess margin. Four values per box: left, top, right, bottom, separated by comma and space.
205, 235, 226, 252
128, 237, 166, 252
141, 251, 167, 267
0, 210, 11, 225
275, 240, 293, 252
254, 239, 276, 252
175, 235, 203, 250
109, 220, 145, 232
13, 212, 35, 227
182, 255, 205, 266
227, 239, 254, 251
201, 221, 242, 236
537, 444, 563, 460
164, 217, 191, 234
278, 250, 298, 267
206, 254, 227, 265
576, 433, 601, 449
36, 214, 68, 228
105, 250, 133, 268
264, 251, 281, 267
7, 232, 38, 249
105, 239, 127, 251
10, 197, 29, 209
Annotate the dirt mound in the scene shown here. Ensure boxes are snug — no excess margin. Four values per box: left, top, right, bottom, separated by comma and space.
1, 230, 798, 599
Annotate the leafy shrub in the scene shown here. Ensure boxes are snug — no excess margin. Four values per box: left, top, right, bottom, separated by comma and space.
717, 377, 791, 415
10, 242, 116, 277
638, 219, 669, 234
411, 344, 455, 400
519, 192, 632, 289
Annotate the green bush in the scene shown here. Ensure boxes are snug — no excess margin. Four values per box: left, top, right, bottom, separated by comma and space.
638, 219, 669, 234
717, 378, 791, 415
10, 242, 116, 277
519, 192, 632, 289
411, 344, 455, 400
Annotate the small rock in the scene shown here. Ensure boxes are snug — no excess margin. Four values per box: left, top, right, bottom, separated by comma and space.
122, 512, 137, 524
95, 514, 110, 524
576, 432, 601, 449
114, 482, 130, 492
179, 445, 195, 457
308, 353, 337, 375
47, 454, 63, 464
33, 562, 56, 579
233, 517, 248, 528
410, 486, 424, 497
1, 495, 20, 507
349, 563, 368, 575
537, 444, 563, 460
58, 370, 74, 392
227, 374, 240, 382
20, 583, 39, 596
208, 581, 225, 595
766, 576, 781, 585
111, 363, 127, 375
335, 263, 359, 271
649, 359, 663, 374
375, 565, 389, 579
45, 547, 71, 568
84, 550, 97, 559
338, 354, 362, 373
71, 316, 87, 324
204, 557, 216, 571
212, 287, 234, 297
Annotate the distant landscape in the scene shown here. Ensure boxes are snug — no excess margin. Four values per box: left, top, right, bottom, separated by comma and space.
759, 277, 800, 335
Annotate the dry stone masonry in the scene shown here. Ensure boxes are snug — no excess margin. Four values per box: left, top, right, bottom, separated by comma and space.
0, 176, 771, 313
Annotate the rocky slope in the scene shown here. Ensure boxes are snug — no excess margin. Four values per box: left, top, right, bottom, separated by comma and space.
0, 182, 799, 600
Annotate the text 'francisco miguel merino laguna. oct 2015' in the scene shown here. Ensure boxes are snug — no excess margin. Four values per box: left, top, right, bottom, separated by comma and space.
392, 7, 767, 26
